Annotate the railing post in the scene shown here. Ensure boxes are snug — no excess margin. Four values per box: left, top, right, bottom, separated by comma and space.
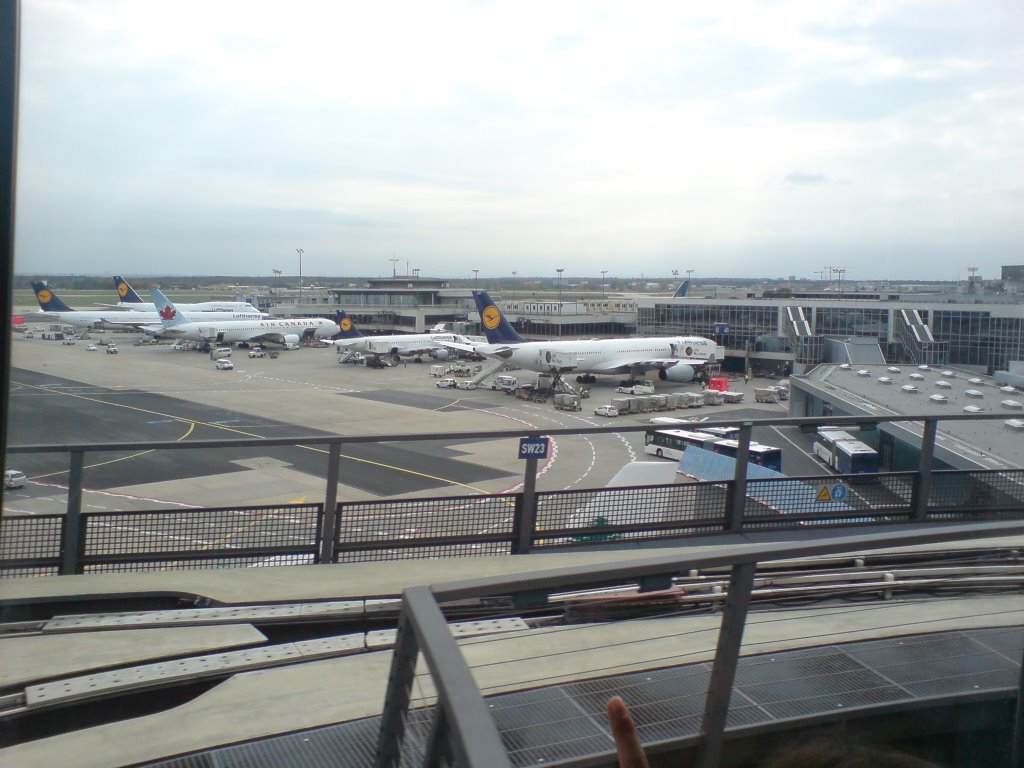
725, 423, 752, 531
695, 561, 757, 768
911, 418, 937, 522
514, 457, 539, 554
318, 442, 342, 564
376, 603, 420, 768
62, 450, 85, 575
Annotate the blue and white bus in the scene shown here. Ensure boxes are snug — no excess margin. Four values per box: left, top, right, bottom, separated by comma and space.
710, 439, 783, 472
813, 429, 880, 474
644, 429, 718, 460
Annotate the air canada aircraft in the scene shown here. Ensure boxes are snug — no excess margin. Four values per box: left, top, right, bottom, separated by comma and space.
29, 282, 266, 337
443, 290, 722, 384
150, 288, 339, 347
99, 276, 263, 314
321, 310, 472, 362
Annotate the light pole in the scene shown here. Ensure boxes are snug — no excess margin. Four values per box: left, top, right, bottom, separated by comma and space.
834, 266, 846, 296
686, 268, 693, 283
296, 248, 303, 305
389, 257, 399, 277
556, 268, 564, 316
511, 270, 517, 301
472, 269, 479, 291
601, 270, 607, 298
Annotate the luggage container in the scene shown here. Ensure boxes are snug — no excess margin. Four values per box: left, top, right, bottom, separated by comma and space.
721, 391, 745, 404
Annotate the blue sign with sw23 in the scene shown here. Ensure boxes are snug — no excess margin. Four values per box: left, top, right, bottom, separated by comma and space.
518, 437, 549, 460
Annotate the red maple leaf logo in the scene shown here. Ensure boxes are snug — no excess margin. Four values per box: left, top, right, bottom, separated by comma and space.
159, 306, 176, 321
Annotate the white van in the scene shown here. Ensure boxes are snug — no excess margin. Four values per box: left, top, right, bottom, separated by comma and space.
430, 364, 447, 377
210, 347, 232, 360
4, 469, 26, 489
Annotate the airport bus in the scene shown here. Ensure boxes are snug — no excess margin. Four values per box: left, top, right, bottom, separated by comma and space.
710, 439, 783, 472
644, 429, 718, 459
812, 429, 880, 474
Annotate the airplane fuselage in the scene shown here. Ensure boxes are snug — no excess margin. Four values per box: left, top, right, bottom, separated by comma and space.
35, 309, 266, 331
160, 318, 338, 344
339, 332, 470, 356
489, 336, 721, 376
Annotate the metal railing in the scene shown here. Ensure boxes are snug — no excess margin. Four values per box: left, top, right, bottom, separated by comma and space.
375, 521, 1024, 768
4, 414, 1023, 576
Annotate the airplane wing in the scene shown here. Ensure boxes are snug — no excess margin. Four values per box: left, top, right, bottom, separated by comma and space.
588, 358, 711, 375
438, 341, 516, 359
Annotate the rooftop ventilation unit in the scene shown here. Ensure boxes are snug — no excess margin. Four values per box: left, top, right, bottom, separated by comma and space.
887, 366, 901, 373
965, 389, 984, 398
839, 363, 851, 369
901, 385, 918, 392
918, 364, 930, 370
963, 405, 984, 413
1001, 400, 1023, 410
1000, 385, 1016, 393
969, 377, 984, 385
930, 394, 949, 403
1005, 419, 1024, 430
909, 373, 925, 380
942, 370, 954, 377
878, 376, 893, 384
857, 369, 870, 376
936, 380, 952, 389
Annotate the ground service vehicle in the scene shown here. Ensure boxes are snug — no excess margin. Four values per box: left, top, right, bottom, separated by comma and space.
456, 380, 477, 390
813, 429, 880, 474
594, 405, 618, 418
62, 337, 76, 345
86, 344, 98, 351
106, 345, 119, 354
616, 380, 655, 395
436, 378, 457, 389
4, 470, 26, 489
248, 347, 265, 358
491, 375, 519, 392
216, 359, 234, 370
210, 347, 232, 360
22, 331, 33, 338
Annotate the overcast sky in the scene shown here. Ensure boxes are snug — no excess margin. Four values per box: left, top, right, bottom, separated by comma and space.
14, 0, 1024, 281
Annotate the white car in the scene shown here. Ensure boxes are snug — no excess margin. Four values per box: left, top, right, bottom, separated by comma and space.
3, 469, 26, 489
456, 380, 477, 390
435, 378, 457, 388
62, 337, 76, 345
105, 345, 119, 354
86, 344, 98, 351
593, 405, 619, 417
215, 359, 234, 370
248, 347, 265, 358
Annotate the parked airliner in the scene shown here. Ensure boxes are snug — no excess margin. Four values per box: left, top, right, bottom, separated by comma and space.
322, 310, 472, 362
29, 282, 266, 337
99, 276, 263, 313
444, 290, 722, 383
150, 288, 339, 347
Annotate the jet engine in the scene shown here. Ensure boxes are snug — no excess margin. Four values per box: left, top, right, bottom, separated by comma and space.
282, 334, 300, 346
658, 364, 695, 383
429, 348, 450, 361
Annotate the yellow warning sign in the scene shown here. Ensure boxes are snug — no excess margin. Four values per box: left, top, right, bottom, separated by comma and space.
815, 486, 832, 502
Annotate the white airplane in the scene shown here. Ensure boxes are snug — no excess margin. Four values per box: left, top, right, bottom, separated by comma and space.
444, 290, 723, 384
30, 282, 267, 337
98, 276, 263, 313
151, 288, 339, 348
322, 310, 472, 362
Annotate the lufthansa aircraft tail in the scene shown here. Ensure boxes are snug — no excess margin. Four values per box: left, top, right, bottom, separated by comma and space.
673, 280, 690, 298
333, 310, 363, 340
31, 281, 76, 312
149, 288, 190, 327
473, 290, 525, 344
114, 276, 145, 304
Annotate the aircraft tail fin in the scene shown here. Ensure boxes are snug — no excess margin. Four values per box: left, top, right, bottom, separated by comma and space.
149, 288, 190, 327
473, 290, 525, 344
114, 276, 144, 303
334, 310, 363, 339
673, 280, 690, 298
31, 282, 75, 312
